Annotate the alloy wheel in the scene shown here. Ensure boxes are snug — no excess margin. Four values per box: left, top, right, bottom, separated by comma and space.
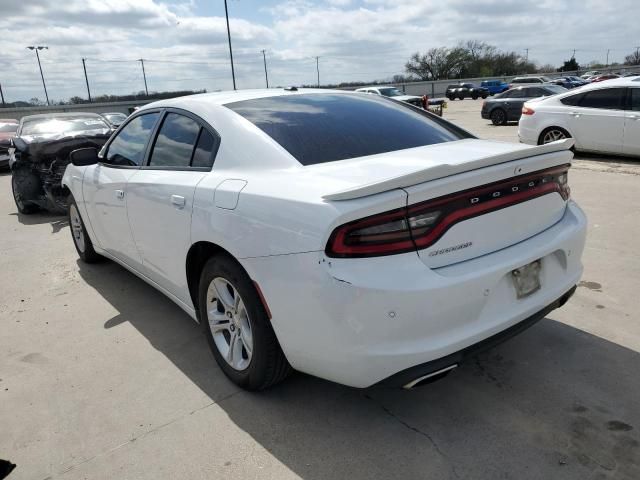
69, 204, 86, 253
206, 277, 253, 371
542, 129, 567, 144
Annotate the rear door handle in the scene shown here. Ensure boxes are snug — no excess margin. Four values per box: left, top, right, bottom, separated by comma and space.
171, 195, 186, 208
115, 189, 124, 200
630, 114, 640, 120
570, 111, 581, 117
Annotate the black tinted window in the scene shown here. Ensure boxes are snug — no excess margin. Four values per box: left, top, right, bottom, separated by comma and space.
227, 94, 469, 166
631, 88, 640, 111
508, 89, 526, 98
561, 93, 584, 106
191, 129, 217, 168
527, 88, 545, 97
149, 113, 200, 168
578, 88, 625, 110
105, 113, 159, 166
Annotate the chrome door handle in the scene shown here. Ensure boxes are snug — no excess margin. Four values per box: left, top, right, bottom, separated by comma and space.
115, 189, 124, 199
171, 195, 186, 208
630, 114, 640, 120
570, 111, 580, 117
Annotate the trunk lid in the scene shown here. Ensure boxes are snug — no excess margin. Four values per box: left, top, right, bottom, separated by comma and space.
320, 138, 573, 268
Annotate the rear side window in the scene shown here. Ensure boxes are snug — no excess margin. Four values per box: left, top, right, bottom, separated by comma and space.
147, 113, 220, 169
508, 89, 526, 98
105, 112, 159, 167
226, 94, 470, 166
561, 93, 584, 106
526, 88, 545, 97
149, 113, 201, 168
578, 88, 626, 110
631, 88, 640, 111
191, 129, 217, 168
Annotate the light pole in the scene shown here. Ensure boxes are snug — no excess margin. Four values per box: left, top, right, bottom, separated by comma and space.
261, 49, 269, 88
82, 58, 92, 102
223, 0, 237, 90
314, 56, 320, 87
138, 59, 149, 96
27, 46, 49, 105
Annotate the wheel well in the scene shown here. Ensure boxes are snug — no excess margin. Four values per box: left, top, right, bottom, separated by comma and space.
185, 241, 236, 320
538, 126, 571, 145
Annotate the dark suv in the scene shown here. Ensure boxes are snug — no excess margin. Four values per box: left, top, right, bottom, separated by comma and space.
446, 83, 489, 100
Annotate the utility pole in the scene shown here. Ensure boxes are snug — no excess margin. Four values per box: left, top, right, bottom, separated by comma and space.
606, 49, 610, 68
82, 58, 92, 102
27, 46, 49, 105
524, 48, 529, 62
223, 0, 237, 90
314, 56, 320, 88
138, 59, 149, 96
261, 49, 269, 88
571, 49, 576, 59
0, 82, 5, 107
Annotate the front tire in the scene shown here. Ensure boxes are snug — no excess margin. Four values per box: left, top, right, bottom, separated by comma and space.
11, 168, 40, 214
68, 196, 102, 263
199, 254, 291, 390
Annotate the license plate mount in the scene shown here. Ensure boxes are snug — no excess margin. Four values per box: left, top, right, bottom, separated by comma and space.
512, 260, 541, 299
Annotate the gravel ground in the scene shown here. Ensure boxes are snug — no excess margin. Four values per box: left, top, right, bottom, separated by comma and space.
1, 99, 639, 480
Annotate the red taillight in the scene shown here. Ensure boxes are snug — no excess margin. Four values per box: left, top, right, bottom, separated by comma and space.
325, 165, 570, 258
522, 106, 535, 115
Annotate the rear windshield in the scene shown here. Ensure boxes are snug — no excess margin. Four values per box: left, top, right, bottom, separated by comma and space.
226, 93, 469, 166
21, 117, 109, 136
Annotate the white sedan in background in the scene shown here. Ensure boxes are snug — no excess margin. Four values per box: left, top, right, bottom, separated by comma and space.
519, 77, 640, 156
355, 85, 424, 107
63, 88, 586, 390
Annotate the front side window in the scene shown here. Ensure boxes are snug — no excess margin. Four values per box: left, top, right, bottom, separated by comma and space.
578, 88, 626, 110
148, 113, 201, 168
226, 93, 470, 166
105, 112, 159, 166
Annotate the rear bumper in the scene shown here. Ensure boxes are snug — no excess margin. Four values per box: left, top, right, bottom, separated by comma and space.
377, 285, 576, 388
242, 201, 587, 388
518, 118, 540, 145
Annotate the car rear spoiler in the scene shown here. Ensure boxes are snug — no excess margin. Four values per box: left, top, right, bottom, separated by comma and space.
322, 139, 575, 201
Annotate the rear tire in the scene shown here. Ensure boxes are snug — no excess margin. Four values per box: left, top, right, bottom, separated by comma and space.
199, 254, 291, 390
68, 195, 102, 263
11, 167, 40, 214
538, 127, 571, 145
458, 94, 465, 100
472, 95, 478, 100
490, 108, 507, 126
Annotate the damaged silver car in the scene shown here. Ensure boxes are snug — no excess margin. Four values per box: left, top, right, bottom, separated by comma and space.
9, 112, 112, 214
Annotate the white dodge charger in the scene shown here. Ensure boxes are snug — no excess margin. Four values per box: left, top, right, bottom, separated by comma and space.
62, 89, 587, 390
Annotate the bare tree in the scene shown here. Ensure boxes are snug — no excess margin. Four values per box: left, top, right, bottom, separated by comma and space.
625, 50, 640, 65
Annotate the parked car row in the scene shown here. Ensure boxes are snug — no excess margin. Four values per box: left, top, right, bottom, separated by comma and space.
0, 119, 19, 169
355, 85, 447, 115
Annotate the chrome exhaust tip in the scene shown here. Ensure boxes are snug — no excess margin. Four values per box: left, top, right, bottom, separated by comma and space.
402, 364, 458, 390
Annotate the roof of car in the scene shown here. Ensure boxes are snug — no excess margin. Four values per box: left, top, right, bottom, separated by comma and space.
20, 112, 104, 122
143, 88, 349, 111
0, 118, 18, 123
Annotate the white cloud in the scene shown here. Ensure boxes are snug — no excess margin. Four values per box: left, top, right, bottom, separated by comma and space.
0, 0, 638, 102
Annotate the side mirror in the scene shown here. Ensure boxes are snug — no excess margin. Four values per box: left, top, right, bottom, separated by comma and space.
70, 147, 99, 167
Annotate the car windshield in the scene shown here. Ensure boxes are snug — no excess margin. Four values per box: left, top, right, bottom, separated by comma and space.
377, 88, 404, 97
227, 93, 470, 166
21, 117, 109, 135
0, 123, 17, 133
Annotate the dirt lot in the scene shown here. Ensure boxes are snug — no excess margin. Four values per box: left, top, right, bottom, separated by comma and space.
1, 99, 640, 480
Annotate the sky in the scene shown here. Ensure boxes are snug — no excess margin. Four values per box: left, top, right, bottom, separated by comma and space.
0, 0, 638, 103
